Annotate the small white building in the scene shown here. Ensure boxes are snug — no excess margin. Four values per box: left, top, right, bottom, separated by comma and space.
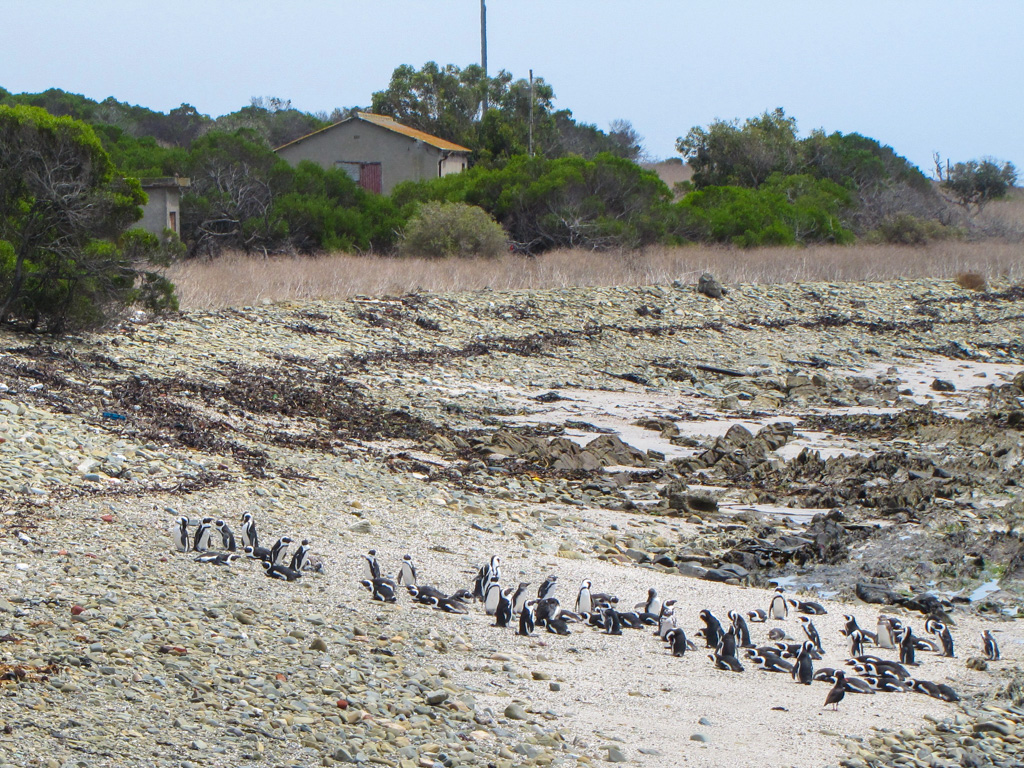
139, 177, 190, 237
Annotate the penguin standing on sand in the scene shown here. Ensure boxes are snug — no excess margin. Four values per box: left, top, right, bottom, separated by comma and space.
362, 549, 381, 581
604, 608, 623, 636
847, 629, 865, 659
511, 582, 531, 615
484, 582, 503, 616
925, 618, 955, 658
699, 609, 725, 648
666, 628, 691, 657
799, 616, 824, 653
193, 517, 214, 553
824, 671, 847, 711
769, 588, 789, 620
983, 630, 1000, 661
636, 588, 661, 617
270, 537, 293, 567
495, 588, 513, 628
397, 554, 417, 586
240, 512, 258, 549
658, 601, 678, 640
517, 600, 536, 636
537, 575, 558, 601
289, 539, 310, 572
575, 580, 593, 614
215, 520, 237, 552
717, 627, 738, 659
173, 517, 190, 552
876, 616, 896, 649
792, 641, 815, 685
898, 626, 917, 666
729, 610, 754, 648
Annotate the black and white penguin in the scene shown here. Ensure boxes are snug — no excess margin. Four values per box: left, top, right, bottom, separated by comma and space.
792, 641, 815, 685
511, 582, 531, 615
289, 539, 310, 572
362, 549, 381, 581
897, 626, 917, 666
791, 599, 827, 615
575, 579, 593, 614
847, 629, 865, 659
215, 520, 237, 552
534, 598, 561, 627
848, 655, 910, 680
935, 683, 960, 702
717, 627, 738, 659
814, 668, 839, 684
397, 554, 418, 586
824, 671, 846, 710
194, 552, 240, 565
636, 587, 661, 617
243, 544, 273, 563
173, 516, 190, 552
658, 601, 678, 640
433, 596, 470, 614
193, 517, 214, 553
537, 575, 558, 601
983, 630, 1000, 661
449, 588, 474, 603
617, 611, 646, 629
240, 512, 258, 549
799, 615, 824, 653
925, 618, 955, 658
841, 614, 861, 637
517, 600, 536, 636
604, 607, 623, 636
709, 653, 744, 672
861, 675, 909, 693
495, 588, 513, 628
842, 677, 876, 695
545, 614, 572, 635
270, 537, 293, 567
767, 627, 791, 642
769, 588, 789, 620
876, 615, 896, 650
267, 563, 302, 581
729, 610, 754, 648
746, 650, 793, 673
747, 608, 768, 623
665, 628, 692, 657
484, 582, 503, 616
698, 609, 724, 648
360, 577, 397, 602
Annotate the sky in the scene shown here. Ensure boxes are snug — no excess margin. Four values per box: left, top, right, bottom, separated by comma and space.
3, 1, 1022, 174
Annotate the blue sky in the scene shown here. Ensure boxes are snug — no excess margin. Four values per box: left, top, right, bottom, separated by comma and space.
4, 1, 1022, 173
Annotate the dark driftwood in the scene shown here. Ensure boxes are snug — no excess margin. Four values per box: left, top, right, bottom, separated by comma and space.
692, 363, 746, 377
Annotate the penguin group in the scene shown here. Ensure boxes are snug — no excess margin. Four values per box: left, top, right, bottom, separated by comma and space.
171, 511, 322, 581
357, 557, 1001, 712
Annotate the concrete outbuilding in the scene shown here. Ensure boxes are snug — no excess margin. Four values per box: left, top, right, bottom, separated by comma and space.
139, 177, 190, 238
275, 112, 470, 195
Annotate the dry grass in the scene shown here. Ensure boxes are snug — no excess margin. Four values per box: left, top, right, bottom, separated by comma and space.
166, 239, 1023, 310
165, 194, 1024, 310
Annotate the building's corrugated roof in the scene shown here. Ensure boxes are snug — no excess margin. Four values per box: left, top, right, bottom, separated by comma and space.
355, 113, 471, 152
274, 113, 471, 154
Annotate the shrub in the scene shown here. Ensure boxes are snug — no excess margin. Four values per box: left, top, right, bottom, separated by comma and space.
399, 202, 507, 259
865, 213, 958, 245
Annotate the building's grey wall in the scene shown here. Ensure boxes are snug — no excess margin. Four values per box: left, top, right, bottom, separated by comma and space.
139, 187, 181, 236
277, 120, 466, 194
440, 154, 467, 177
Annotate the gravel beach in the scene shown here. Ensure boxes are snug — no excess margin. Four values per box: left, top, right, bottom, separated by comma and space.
2, 277, 1023, 767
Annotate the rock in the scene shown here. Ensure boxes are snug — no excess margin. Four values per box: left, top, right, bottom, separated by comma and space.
690, 733, 709, 743
309, 636, 328, 652
855, 583, 903, 605
504, 704, 528, 720
931, 378, 956, 392
531, 671, 551, 680
697, 273, 726, 299
605, 746, 628, 762
966, 656, 989, 671
549, 682, 561, 692
425, 690, 449, 706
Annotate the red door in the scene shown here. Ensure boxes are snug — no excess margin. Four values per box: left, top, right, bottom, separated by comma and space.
359, 163, 382, 194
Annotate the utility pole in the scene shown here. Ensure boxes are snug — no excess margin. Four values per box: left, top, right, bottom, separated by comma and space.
528, 69, 534, 157
480, 0, 488, 116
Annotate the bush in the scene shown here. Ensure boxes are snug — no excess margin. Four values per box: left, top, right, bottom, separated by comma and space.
865, 213, 959, 245
399, 202, 506, 259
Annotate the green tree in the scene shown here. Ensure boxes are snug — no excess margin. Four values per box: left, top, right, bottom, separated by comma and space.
940, 157, 1018, 213
0, 105, 176, 332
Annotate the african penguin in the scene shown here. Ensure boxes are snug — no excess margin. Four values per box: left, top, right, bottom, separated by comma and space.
215, 520, 236, 552
699, 609, 724, 648
360, 577, 397, 602
769, 587, 788, 620
876, 616, 896, 650
289, 539, 310, 572
243, 544, 273, 563
173, 516, 190, 552
847, 629, 865, 659
799, 615, 824, 653
240, 512, 258, 549
575, 579, 593, 614
604, 608, 623, 636
194, 552, 240, 565
397, 554, 417, 586
362, 549, 381, 581
792, 641, 815, 685
517, 600, 536, 636
747, 608, 768, 623
717, 627, 737, 659
709, 653, 744, 672
897, 626, 917, 666
494, 588, 513, 628
983, 629, 1000, 661
729, 610, 754, 648
665, 628, 691, 657
511, 582, 531, 615
270, 537, 293, 567
658, 602, 677, 640
193, 517, 214, 553
484, 582, 503, 616
636, 587, 661, 617
267, 563, 302, 581
925, 618, 955, 658
537, 575, 558, 601
791, 599, 827, 615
